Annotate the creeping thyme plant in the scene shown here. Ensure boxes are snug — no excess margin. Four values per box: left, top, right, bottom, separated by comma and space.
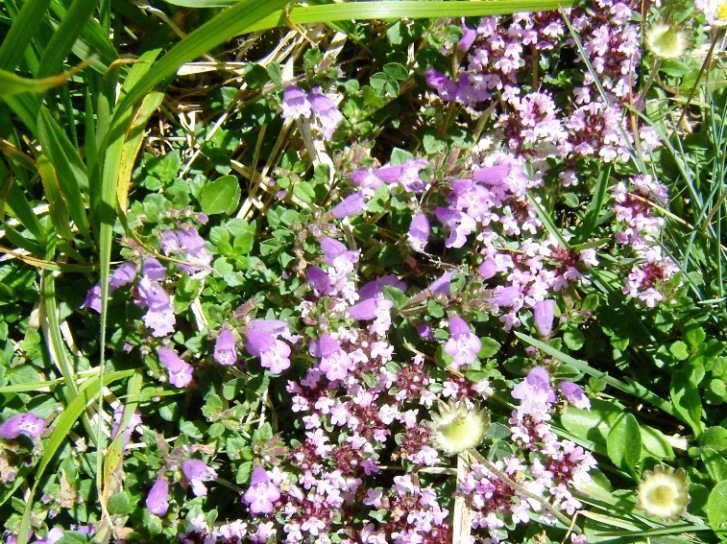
2, 0, 727, 542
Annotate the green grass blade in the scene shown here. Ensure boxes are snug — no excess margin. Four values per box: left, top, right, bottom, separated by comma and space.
38, 0, 100, 77
163, 0, 574, 16
0, 0, 52, 70
575, 163, 612, 244
36, 154, 74, 241
0, 66, 82, 98
37, 106, 91, 239
3, 182, 46, 242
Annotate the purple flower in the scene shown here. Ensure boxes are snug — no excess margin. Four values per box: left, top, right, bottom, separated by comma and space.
332, 192, 365, 218
109, 262, 137, 293
458, 25, 477, 51
157, 347, 193, 388
160, 230, 181, 255
110, 406, 142, 450
435, 207, 476, 248
429, 271, 454, 297
478, 257, 498, 280
310, 334, 352, 381
307, 266, 334, 297
358, 274, 406, 300
136, 277, 176, 337
0, 413, 45, 440
488, 285, 521, 308
142, 258, 167, 282
146, 478, 169, 516
424, 69, 459, 102
374, 160, 428, 193
81, 284, 102, 313
309, 89, 344, 141
512, 366, 556, 407
407, 213, 430, 253
533, 299, 556, 337
245, 320, 292, 374
559, 381, 590, 409
182, 459, 217, 497
177, 226, 212, 273
243, 467, 280, 515
214, 328, 238, 366
281, 85, 311, 119
444, 315, 482, 370
472, 164, 512, 185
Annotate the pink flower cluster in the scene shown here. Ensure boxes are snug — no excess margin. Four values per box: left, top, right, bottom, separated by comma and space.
612, 174, 678, 306
426, 1, 659, 167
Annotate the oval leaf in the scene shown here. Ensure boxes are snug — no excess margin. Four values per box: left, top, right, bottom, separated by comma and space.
707, 480, 727, 535
199, 175, 241, 215
607, 412, 641, 472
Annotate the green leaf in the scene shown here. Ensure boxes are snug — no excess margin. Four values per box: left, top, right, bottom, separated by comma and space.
707, 480, 727, 534
606, 413, 641, 472
701, 447, 727, 483
670, 364, 704, 437
701, 426, 727, 452
669, 341, 690, 361
563, 329, 585, 351
478, 337, 501, 359
199, 175, 241, 215
107, 491, 130, 516
383, 62, 408, 81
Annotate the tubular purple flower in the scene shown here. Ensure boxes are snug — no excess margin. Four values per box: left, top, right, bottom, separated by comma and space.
0, 413, 45, 440
146, 478, 170, 516
245, 321, 292, 374
332, 192, 365, 218
310, 334, 352, 381
358, 274, 406, 300
309, 90, 344, 141
110, 406, 142, 450
472, 164, 512, 185
281, 85, 311, 119
559, 381, 591, 409
429, 271, 454, 297
243, 467, 281, 515
160, 230, 181, 255
109, 262, 137, 293
157, 347, 193, 388
81, 284, 102, 313
424, 69, 459, 102
348, 297, 379, 320
458, 26, 477, 51
478, 257, 498, 280
435, 207, 476, 248
488, 285, 521, 307
214, 328, 238, 366
142, 258, 167, 282
307, 266, 334, 297
177, 226, 206, 255
444, 315, 482, 370
182, 459, 218, 497
533, 299, 556, 337
407, 213, 430, 253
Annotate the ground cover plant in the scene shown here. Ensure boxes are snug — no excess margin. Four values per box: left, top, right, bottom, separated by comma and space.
1, 0, 727, 542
